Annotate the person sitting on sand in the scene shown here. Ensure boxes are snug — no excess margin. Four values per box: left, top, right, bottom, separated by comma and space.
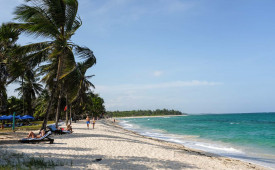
27, 129, 45, 139
65, 124, 73, 133
86, 116, 90, 129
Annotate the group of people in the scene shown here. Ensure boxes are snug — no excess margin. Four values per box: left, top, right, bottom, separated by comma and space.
26, 124, 73, 139
86, 116, 96, 129
26, 115, 96, 139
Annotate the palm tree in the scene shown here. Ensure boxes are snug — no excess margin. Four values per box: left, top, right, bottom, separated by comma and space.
34, 89, 50, 118
63, 49, 96, 125
0, 23, 20, 115
7, 96, 23, 115
90, 94, 105, 118
15, 68, 43, 116
13, 0, 96, 129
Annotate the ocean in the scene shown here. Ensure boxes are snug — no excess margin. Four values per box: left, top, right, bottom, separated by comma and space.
119, 113, 275, 169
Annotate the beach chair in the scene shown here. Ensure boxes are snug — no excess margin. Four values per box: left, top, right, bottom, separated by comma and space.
19, 131, 54, 144
47, 125, 71, 135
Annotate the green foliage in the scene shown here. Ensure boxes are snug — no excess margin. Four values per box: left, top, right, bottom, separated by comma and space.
0, 23, 20, 114
70, 93, 105, 119
15, 68, 43, 116
1, 0, 98, 127
11, 0, 97, 128
33, 89, 50, 118
6, 96, 23, 115
107, 109, 185, 117
89, 94, 105, 118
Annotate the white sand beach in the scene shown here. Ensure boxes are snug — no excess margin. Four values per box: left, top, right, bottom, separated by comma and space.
0, 120, 270, 170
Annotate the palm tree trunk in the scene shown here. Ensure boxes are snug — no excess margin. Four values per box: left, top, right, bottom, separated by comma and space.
41, 53, 64, 130
41, 88, 56, 130
69, 104, 72, 125
27, 99, 33, 116
53, 52, 65, 128
22, 75, 24, 115
55, 86, 63, 128
65, 94, 68, 126
74, 111, 76, 123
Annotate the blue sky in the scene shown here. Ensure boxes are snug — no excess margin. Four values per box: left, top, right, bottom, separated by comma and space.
1, 0, 275, 113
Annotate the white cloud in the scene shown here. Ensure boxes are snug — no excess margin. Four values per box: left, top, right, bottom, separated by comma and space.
153, 71, 163, 77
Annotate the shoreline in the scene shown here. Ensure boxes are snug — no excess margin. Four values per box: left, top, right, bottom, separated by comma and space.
0, 119, 270, 169
113, 118, 273, 170
113, 114, 187, 119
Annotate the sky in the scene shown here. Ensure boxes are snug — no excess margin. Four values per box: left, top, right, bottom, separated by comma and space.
1, 0, 275, 114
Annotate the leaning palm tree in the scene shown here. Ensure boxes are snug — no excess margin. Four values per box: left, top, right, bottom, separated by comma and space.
63, 47, 96, 125
0, 23, 20, 114
13, 0, 96, 130
55, 46, 96, 125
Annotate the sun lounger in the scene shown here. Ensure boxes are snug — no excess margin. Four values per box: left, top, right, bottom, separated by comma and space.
47, 125, 71, 135
19, 131, 54, 144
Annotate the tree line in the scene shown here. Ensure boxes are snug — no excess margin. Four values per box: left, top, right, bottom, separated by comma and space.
0, 0, 105, 129
106, 109, 185, 117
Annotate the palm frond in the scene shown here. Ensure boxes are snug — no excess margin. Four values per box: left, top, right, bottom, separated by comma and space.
0, 23, 20, 45
17, 42, 53, 68
44, 0, 66, 27
14, 4, 59, 38
73, 45, 96, 72
64, 0, 79, 32
59, 46, 76, 80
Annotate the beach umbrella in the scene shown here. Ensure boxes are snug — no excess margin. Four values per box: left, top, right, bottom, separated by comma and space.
0, 115, 12, 128
0, 115, 13, 120
0, 116, 6, 120
0, 115, 10, 120
21, 115, 35, 120
15, 115, 21, 119
7, 115, 21, 119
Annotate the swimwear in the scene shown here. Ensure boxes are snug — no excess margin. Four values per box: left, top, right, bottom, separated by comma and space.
86, 121, 90, 124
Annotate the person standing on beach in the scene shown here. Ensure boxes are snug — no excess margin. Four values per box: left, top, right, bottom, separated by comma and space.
92, 117, 96, 129
86, 116, 90, 129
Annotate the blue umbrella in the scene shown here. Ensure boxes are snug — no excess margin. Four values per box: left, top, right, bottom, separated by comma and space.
15, 115, 21, 119
21, 115, 35, 120
7, 115, 21, 119
0, 116, 7, 120
0, 115, 12, 120
7, 115, 13, 119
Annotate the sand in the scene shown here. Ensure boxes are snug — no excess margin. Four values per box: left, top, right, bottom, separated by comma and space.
0, 119, 270, 170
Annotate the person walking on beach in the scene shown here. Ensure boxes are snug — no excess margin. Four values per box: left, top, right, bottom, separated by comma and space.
86, 116, 90, 129
92, 117, 96, 129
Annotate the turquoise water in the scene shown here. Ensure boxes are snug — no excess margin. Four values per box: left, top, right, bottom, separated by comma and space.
119, 113, 275, 169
